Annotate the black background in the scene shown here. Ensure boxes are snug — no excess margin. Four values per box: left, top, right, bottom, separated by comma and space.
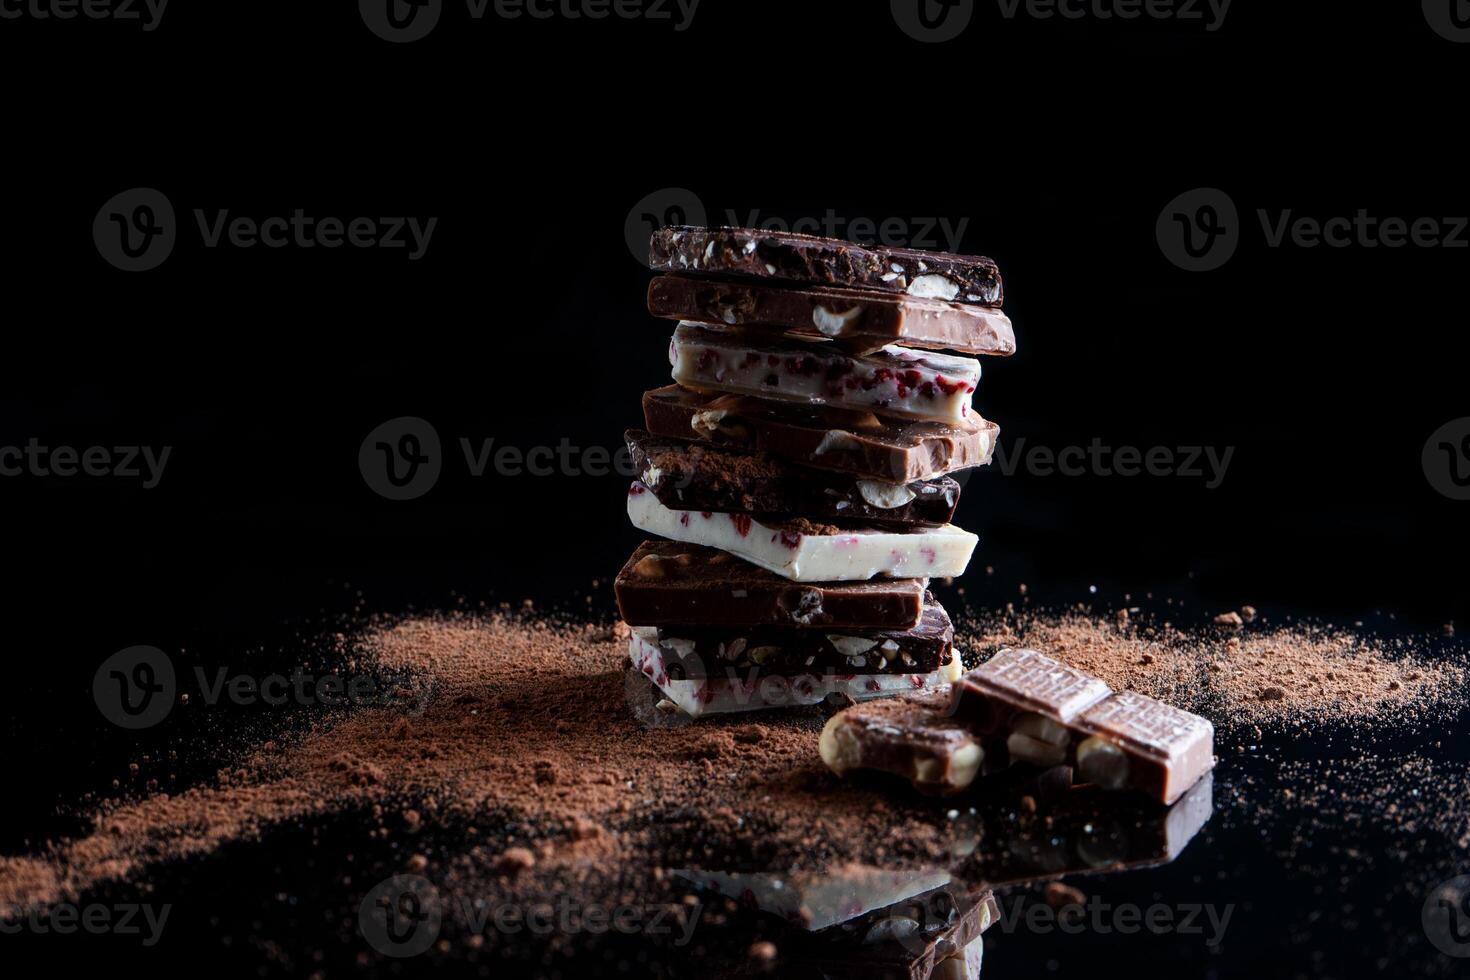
2, 2, 1468, 978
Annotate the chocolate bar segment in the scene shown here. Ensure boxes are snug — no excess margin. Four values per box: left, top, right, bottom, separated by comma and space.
642, 385, 997, 483
650, 596, 955, 676
951, 648, 1112, 727
1074, 691, 1217, 805
627, 482, 978, 582
614, 541, 927, 630
819, 691, 985, 796
649, 227, 1004, 306
648, 274, 1016, 355
670, 323, 981, 425
627, 429, 960, 528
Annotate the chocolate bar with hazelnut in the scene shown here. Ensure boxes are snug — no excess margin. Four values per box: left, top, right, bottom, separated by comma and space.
626, 429, 961, 528
642, 385, 997, 483
649, 227, 1004, 307
648, 594, 955, 677
648, 274, 1017, 355
614, 541, 927, 631
951, 649, 1215, 805
819, 690, 986, 797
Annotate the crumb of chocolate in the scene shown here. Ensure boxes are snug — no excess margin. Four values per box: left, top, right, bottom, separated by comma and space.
748, 939, 778, 965
1214, 611, 1245, 627
495, 847, 536, 876
1044, 882, 1086, 908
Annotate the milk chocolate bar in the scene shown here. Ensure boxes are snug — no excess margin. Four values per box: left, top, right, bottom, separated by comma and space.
670, 323, 981, 426
819, 691, 986, 796
648, 274, 1016, 355
642, 386, 998, 483
822, 649, 1216, 804
626, 430, 961, 528
627, 482, 978, 582
629, 629, 958, 716
952, 649, 1215, 804
649, 227, 1004, 306
648, 596, 955, 676
614, 541, 927, 630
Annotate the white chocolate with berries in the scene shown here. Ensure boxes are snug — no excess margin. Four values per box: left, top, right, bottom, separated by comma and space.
669, 323, 981, 425
630, 629, 961, 717
626, 483, 978, 582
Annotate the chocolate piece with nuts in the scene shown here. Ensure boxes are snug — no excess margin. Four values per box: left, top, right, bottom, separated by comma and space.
648, 274, 1016, 355
819, 691, 986, 796
642, 385, 997, 483
649, 227, 1004, 306
650, 595, 956, 676
626, 429, 961, 528
614, 541, 927, 631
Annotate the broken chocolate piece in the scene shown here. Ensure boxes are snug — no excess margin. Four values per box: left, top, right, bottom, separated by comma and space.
642, 385, 997, 483
648, 274, 1016, 356
819, 691, 985, 796
649, 227, 1004, 306
614, 541, 927, 631
627, 429, 961, 527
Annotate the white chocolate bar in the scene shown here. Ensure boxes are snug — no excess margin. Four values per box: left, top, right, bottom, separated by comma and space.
670, 323, 981, 425
627, 483, 978, 582
631, 629, 962, 717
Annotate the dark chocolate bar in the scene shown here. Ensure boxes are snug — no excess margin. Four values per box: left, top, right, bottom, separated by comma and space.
614, 541, 927, 630
649, 274, 1016, 355
650, 595, 954, 676
626, 429, 960, 528
649, 227, 1004, 307
642, 385, 997, 483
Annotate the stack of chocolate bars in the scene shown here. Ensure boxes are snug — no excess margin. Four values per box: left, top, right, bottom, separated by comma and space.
615, 227, 1015, 717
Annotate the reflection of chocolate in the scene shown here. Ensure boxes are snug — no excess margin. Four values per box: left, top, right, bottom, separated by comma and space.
649, 226, 1004, 306
627, 429, 961, 528
676, 864, 997, 980
955, 772, 1215, 889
